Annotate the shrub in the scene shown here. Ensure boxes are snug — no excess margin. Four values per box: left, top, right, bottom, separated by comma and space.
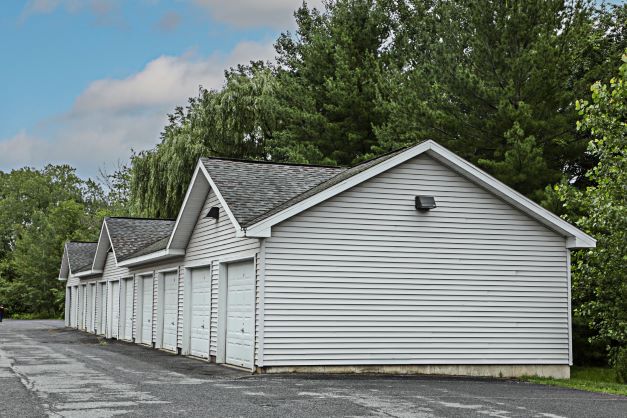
614, 347, 627, 383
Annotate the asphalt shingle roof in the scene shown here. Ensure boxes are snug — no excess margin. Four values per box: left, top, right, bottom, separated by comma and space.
201, 158, 346, 227
105, 217, 176, 262
66, 242, 98, 273
238, 148, 409, 227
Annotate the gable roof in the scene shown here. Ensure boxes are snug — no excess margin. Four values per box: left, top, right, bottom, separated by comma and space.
133, 139, 595, 269
242, 148, 408, 228
89, 217, 178, 271
67, 242, 99, 273
241, 140, 596, 248
58, 241, 98, 279
105, 217, 177, 262
200, 158, 345, 227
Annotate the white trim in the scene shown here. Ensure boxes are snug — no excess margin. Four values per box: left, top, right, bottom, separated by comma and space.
198, 163, 242, 232
92, 222, 112, 272
215, 250, 257, 264
74, 269, 103, 278
166, 161, 204, 250
258, 238, 266, 367
567, 249, 573, 366
117, 249, 185, 267
243, 140, 595, 249
155, 266, 179, 274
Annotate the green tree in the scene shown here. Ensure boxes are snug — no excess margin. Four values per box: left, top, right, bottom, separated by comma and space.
0, 165, 118, 317
271, 0, 396, 165
376, 0, 626, 201
130, 64, 276, 218
557, 53, 627, 365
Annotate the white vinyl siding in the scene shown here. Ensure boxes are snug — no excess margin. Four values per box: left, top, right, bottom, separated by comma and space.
102, 251, 130, 338
262, 154, 569, 366
182, 188, 260, 358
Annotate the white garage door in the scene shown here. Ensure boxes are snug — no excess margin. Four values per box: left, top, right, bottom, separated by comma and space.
123, 278, 134, 341
111, 281, 120, 339
88, 284, 95, 333
162, 272, 178, 351
72, 286, 79, 328
98, 282, 106, 335
190, 267, 211, 358
141, 276, 153, 345
67, 287, 73, 327
226, 260, 255, 369
79, 285, 86, 329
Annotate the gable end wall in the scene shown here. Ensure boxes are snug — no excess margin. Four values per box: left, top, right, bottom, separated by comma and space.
262, 154, 570, 367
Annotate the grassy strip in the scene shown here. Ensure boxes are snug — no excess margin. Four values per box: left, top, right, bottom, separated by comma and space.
525, 367, 626, 397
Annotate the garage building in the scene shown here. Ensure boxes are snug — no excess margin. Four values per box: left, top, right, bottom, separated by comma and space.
59, 140, 595, 378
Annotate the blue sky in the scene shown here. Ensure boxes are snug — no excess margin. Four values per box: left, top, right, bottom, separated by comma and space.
0, 0, 318, 178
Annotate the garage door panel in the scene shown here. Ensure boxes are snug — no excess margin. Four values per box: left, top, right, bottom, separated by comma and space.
111, 281, 120, 339
226, 260, 254, 369
190, 267, 211, 358
124, 278, 134, 341
162, 272, 178, 351
142, 277, 153, 344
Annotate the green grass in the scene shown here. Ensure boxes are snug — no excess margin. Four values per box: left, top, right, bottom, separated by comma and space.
524, 367, 627, 396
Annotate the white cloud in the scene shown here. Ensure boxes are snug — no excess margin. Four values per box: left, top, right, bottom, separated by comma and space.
0, 40, 275, 178
19, 0, 125, 27
192, 0, 324, 29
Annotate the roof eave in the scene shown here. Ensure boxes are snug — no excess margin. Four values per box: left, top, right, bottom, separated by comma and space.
117, 248, 186, 268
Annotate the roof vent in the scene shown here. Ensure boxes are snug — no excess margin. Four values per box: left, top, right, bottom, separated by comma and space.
206, 206, 220, 220
415, 195, 436, 211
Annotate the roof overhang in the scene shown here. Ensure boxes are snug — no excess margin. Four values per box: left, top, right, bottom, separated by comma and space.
242, 140, 596, 249
73, 269, 104, 278
166, 160, 242, 252
117, 248, 185, 268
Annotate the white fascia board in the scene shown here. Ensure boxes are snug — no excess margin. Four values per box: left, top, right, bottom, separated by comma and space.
59, 246, 70, 279
117, 249, 186, 268
58, 277, 67, 281
74, 269, 104, 278
198, 162, 242, 232
244, 141, 433, 237
103, 221, 120, 264
166, 161, 204, 250
244, 140, 595, 249
91, 221, 112, 271
425, 142, 596, 249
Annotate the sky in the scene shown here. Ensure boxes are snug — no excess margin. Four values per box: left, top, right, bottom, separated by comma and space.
0, 0, 321, 178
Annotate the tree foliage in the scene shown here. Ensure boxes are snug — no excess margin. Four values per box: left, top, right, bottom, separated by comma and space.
130, 0, 626, 218
557, 53, 627, 364
0, 165, 123, 317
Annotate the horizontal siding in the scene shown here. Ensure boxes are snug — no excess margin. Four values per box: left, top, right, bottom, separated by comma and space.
263, 154, 569, 366
182, 188, 260, 357
102, 251, 130, 339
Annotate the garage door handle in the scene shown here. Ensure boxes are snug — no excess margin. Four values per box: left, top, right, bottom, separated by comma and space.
241, 328, 244, 333
171, 322, 175, 326
201, 324, 205, 329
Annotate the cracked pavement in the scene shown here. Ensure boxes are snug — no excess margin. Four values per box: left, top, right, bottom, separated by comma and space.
0, 320, 625, 418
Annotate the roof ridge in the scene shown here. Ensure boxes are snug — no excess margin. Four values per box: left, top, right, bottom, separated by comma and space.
200, 156, 347, 169
105, 216, 177, 222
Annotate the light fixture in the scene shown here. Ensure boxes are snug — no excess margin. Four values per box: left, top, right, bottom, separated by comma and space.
206, 206, 219, 220
415, 195, 436, 211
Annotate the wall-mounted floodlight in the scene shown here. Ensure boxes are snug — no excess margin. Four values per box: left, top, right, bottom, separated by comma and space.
206, 206, 220, 220
415, 196, 436, 211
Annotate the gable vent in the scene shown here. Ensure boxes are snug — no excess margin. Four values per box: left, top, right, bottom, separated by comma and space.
206, 206, 220, 220
415, 195, 436, 211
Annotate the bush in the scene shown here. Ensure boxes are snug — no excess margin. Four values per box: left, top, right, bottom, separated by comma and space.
614, 347, 627, 383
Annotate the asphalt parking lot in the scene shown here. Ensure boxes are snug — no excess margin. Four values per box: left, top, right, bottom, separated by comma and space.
0, 320, 625, 418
